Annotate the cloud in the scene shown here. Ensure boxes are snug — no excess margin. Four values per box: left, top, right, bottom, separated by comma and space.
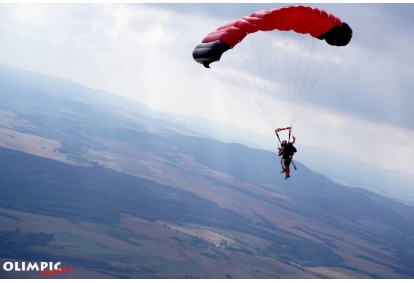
0, 3, 413, 177
333, 5, 414, 126
293, 103, 414, 174
154, 3, 414, 130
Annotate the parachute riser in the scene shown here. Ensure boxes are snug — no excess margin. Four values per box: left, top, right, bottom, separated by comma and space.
288, 128, 292, 143
275, 126, 292, 145
275, 131, 282, 144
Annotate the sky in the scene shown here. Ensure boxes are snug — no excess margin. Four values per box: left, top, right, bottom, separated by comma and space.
0, 2, 413, 177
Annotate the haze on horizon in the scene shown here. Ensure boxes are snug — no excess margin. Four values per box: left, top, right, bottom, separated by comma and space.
0, 2, 413, 182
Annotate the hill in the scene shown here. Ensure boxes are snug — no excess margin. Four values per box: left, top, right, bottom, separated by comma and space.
1, 65, 414, 279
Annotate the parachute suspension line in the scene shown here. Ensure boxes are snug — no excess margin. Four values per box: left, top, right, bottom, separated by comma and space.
286, 35, 345, 127
259, 31, 294, 131
217, 53, 271, 129
283, 31, 293, 127
284, 31, 306, 128
266, 31, 286, 130
250, 34, 277, 130
261, 30, 311, 131
289, 33, 325, 128
292, 32, 302, 125
214, 33, 344, 137
290, 32, 305, 127
263, 32, 280, 129
294, 43, 344, 124
247, 39, 277, 131
222, 32, 286, 132
214, 43, 275, 131
192, 5, 352, 140
290, 35, 317, 126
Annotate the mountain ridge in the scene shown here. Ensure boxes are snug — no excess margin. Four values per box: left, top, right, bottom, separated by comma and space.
3, 64, 413, 205
1, 64, 414, 278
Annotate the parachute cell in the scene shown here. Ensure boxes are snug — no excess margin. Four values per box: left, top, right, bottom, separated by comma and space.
193, 5, 352, 68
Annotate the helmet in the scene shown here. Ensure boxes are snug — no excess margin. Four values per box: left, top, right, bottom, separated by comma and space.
281, 140, 287, 145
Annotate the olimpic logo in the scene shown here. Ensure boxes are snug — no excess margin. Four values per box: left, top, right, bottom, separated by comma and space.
2, 261, 73, 277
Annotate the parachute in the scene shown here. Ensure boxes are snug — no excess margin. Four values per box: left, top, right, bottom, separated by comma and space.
192, 5, 352, 141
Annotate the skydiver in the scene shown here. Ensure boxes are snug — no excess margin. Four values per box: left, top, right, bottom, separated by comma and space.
278, 136, 297, 180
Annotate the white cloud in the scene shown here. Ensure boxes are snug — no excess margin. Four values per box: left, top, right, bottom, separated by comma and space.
293, 104, 414, 176
0, 3, 413, 179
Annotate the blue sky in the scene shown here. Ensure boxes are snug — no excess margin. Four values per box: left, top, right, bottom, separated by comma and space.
0, 2, 413, 177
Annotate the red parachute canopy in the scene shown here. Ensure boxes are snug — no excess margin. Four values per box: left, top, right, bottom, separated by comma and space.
193, 5, 352, 67
192, 5, 353, 136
